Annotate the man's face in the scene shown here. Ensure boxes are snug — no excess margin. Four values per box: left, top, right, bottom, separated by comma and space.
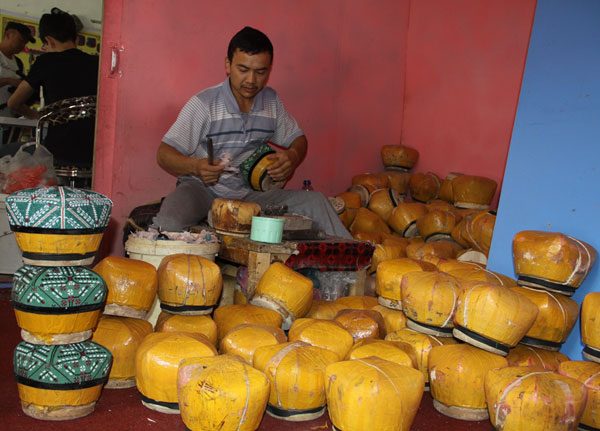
5, 30, 28, 55
225, 49, 272, 103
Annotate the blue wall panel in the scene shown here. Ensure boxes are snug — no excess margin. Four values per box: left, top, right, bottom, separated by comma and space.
487, 0, 600, 359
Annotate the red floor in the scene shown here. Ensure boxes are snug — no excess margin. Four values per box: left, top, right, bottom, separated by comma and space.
0, 292, 494, 430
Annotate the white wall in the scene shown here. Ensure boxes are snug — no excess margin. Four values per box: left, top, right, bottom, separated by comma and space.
2, 0, 102, 33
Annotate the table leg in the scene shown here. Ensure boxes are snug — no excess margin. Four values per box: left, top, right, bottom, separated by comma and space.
247, 251, 272, 299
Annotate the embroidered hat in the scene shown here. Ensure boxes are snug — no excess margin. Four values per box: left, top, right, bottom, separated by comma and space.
5, 186, 112, 232
14, 341, 112, 389
12, 265, 107, 314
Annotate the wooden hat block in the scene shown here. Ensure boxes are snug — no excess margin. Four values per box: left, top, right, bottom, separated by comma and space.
220, 323, 287, 365
157, 253, 222, 315
375, 258, 436, 310
429, 344, 508, 421
409, 172, 441, 203
178, 355, 270, 431
288, 318, 354, 360
213, 304, 282, 342
401, 271, 463, 337
416, 209, 457, 243
155, 311, 218, 346
558, 360, 600, 431
380, 144, 419, 171
326, 357, 424, 431
512, 285, 579, 351
453, 282, 539, 356
135, 332, 217, 413
582, 292, 600, 363
386, 328, 456, 391
253, 341, 339, 421
91, 315, 153, 388
93, 256, 158, 319
485, 366, 587, 431
249, 262, 313, 330
513, 230, 597, 296
211, 198, 261, 236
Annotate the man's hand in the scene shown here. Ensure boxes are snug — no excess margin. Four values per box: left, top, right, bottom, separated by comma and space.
266, 135, 307, 182
196, 158, 226, 185
266, 149, 299, 182
157, 141, 225, 185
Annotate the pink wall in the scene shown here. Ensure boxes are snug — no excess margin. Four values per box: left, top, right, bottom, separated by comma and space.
95, 0, 535, 256
95, 0, 409, 255
401, 0, 537, 206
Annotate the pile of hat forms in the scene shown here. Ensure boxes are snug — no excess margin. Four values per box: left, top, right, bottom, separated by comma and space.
333, 144, 497, 270
6, 186, 114, 420
7, 187, 600, 431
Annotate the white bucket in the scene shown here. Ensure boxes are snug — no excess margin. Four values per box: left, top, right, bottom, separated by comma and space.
124, 235, 220, 269
124, 233, 220, 327
0, 194, 23, 274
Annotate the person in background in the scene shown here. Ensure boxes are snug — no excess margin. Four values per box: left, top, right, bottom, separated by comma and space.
0, 22, 35, 118
7, 8, 99, 167
153, 26, 351, 239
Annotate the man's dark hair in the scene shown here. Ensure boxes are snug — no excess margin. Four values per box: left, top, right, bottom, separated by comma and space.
39, 8, 77, 44
227, 26, 273, 62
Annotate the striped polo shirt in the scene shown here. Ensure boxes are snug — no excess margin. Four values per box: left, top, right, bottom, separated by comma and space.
163, 78, 304, 199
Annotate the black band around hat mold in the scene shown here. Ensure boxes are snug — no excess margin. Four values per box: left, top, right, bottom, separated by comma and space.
21, 251, 98, 261
12, 301, 104, 315
10, 225, 107, 235
453, 324, 511, 355
406, 317, 454, 335
15, 374, 109, 390
520, 336, 562, 350
266, 403, 325, 418
159, 303, 214, 313
517, 276, 576, 296
139, 393, 179, 411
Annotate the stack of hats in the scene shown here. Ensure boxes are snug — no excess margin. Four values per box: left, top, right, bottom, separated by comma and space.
6, 186, 114, 420
91, 256, 156, 389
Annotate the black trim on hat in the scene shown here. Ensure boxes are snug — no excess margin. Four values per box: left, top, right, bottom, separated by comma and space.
10, 225, 107, 235
159, 303, 214, 313
453, 324, 510, 355
401, 220, 417, 237
21, 251, 97, 261
517, 276, 575, 296
266, 403, 324, 418
407, 317, 454, 335
520, 336, 562, 350
15, 374, 108, 390
12, 301, 104, 315
584, 345, 600, 360
423, 232, 452, 242
579, 422, 600, 431
139, 393, 179, 411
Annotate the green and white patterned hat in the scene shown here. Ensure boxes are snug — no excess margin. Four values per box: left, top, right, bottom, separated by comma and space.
14, 341, 112, 389
5, 186, 112, 233
12, 265, 107, 315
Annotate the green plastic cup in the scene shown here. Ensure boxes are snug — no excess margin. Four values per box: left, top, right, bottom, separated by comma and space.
250, 216, 285, 243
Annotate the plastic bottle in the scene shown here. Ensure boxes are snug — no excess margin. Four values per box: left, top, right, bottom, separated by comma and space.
302, 179, 314, 191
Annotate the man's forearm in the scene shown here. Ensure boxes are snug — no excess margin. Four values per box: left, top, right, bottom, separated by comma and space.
157, 142, 200, 177
287, 135, 308, 168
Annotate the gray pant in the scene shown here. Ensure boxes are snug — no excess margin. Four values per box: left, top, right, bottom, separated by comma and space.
152, 179, 352, 239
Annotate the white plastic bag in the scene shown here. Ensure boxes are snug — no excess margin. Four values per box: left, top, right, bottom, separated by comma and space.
0, 142, 57, 194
